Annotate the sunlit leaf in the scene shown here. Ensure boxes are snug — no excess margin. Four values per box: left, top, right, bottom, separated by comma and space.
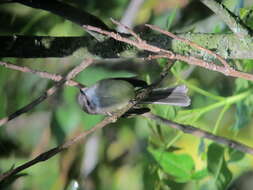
228, 148, 245, 163
192, 168, 209, 180
148, 148, 195, 183
233, 78, 253, 130
207, 143, 232, 190
166, 8, 178, 30
240, 8, 253, 29
232, 101, 251, 130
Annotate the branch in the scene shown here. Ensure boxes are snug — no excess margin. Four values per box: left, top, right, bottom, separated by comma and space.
1, 34, 253, 59
0, 67, 160, 182
0, 59, 92, 127
0, 58, 156, 84
0, 116, 116, 182
143, 113, 253, 155
200, 0, 252, 39
83, 22, 253, 81
145, 24, 230, 70
0, 61, 84, 88
1, 72, 252, 182
1, 0, 253, 60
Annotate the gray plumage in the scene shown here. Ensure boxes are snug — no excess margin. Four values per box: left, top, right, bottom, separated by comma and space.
141, 85, 191, 107
78, 78, 191, 115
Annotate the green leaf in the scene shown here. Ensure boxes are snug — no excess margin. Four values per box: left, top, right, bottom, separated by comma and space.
166, 8, 178, 30
151, 104, 176, 120
207, 143, 232, 190
235, 78, 250, 92
172, 61, 189, 74
233, 78, 253, 130
228, 148, 245, 163
241, 59, 253, 72
148, 148, 195, 183
232, 101, 251, 130
192, 169, 209, 180
0, 68, 8, 116
239, 8, 253, 29
55, 87, 82, 134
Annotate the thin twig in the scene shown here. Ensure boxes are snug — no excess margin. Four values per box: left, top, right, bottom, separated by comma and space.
83, 25, 172, 55
0, 59, 92, 127
145, 24, 232, 70
83, 23, 253, 81
200, 0, 252, 39
1, 34, 253, 59
112, 18, 143, 43
0, 115, 115, 182
143, 112, 253, 155
0, 67, 160, 182
0, 61, 84, 88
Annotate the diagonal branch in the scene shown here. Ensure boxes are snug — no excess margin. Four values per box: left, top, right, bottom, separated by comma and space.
145, 24, 231, 70
0, 67, 160, 182
83, 23, 253, 81
0, 59, 92, 127
1, 34, 253, 59
0, 115, 116, 182
0, 61, 84, 88
200, 0, 252, 39
2, 108, 253, 182
143, 112, 253, 155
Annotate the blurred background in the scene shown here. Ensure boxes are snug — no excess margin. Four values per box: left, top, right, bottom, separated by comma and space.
1, 0, 253, 189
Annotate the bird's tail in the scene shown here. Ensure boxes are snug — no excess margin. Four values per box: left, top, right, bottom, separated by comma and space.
140, 85, 191, 107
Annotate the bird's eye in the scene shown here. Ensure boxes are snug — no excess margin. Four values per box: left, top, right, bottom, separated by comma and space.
81, 91, 91, 107
80, 89, 86, 95
86, 98, 91, 106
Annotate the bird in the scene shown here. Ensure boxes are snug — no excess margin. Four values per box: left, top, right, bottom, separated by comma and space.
78, 77, 190, 115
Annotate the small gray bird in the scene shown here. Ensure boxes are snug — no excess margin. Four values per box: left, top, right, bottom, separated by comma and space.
78, 78, 190, 115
